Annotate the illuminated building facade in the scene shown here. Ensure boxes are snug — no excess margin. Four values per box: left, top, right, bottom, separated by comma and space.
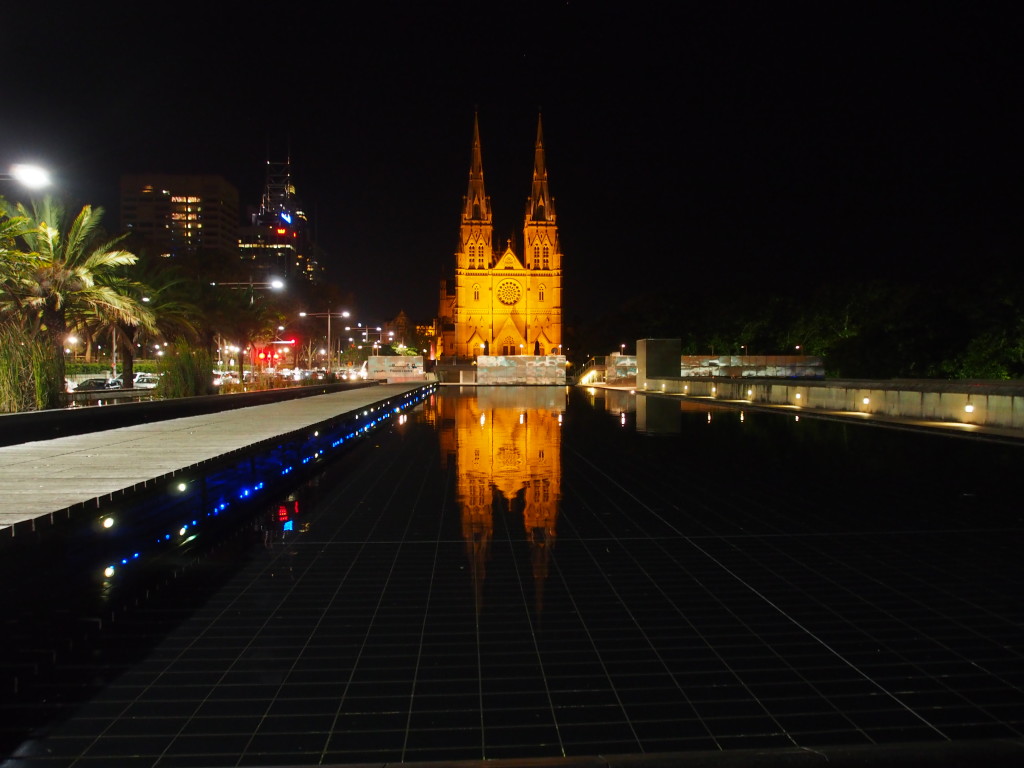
437, 115, 563, 359
120, 175, 239, 257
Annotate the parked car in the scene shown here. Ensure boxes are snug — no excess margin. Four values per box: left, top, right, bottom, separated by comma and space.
73, 378, 112, 392
212, 370, 239, 386
107, 373, 161, 390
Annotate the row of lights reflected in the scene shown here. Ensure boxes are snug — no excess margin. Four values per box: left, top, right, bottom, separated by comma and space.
477, 412, 564, 427
99, 385, 436, 580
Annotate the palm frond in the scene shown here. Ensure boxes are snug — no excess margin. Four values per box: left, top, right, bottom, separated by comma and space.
64, 205, 102, 266
84, 248, 138, 272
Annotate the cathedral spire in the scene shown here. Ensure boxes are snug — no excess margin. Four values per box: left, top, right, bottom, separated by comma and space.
526, 113, 554, 222
464, 112, 489, 222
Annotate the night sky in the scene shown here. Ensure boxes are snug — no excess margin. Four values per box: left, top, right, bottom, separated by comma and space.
3, 2, 1020, 326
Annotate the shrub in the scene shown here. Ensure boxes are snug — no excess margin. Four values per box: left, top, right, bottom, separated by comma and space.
157, 339, 214, 397
0, 323, 62, 412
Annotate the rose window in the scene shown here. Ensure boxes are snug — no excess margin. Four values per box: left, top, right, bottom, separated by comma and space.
496, 280, 522, 305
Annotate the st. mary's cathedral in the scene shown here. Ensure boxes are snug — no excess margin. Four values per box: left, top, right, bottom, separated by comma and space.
437, 114, 563, 359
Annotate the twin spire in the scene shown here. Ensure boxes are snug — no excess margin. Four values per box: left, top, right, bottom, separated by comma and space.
462, 113, 554, 225
464, 113, 490, 223
527, 114, 553, 222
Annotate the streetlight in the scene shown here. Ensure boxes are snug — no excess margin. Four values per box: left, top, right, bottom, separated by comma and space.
343, 324, 386, 355
1, 163, 51, 189
209, 278, 285, 305
299, 309, 349, 374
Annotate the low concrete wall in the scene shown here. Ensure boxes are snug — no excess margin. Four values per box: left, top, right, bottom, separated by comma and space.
367, 356, 425, 382
640, 376, 1024, 431
476, 356, 567, 385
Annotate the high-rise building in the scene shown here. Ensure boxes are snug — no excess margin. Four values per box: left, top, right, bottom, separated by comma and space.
120, 175, 239, 258
239, 158, 323, 284
437, 114, 563, 359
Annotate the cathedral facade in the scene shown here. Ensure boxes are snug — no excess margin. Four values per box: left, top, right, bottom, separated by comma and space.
437, 115, 563, 359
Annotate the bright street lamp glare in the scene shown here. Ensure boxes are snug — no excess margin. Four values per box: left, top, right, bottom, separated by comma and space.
270, 279, 284, 289
9, 164, 51, 189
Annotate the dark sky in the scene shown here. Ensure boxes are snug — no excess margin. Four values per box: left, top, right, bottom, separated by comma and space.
3, 2, 1020, 324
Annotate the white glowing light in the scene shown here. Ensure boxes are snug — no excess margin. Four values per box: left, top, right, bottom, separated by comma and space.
10, 163, 51, 189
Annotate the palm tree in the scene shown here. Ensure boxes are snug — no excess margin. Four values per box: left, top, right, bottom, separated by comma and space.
0, 206, 36, 324
0, 197, 153, 405
89, 250, 199, 389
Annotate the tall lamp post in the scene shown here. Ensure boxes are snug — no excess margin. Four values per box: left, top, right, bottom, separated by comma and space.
343, 324, 390, 355
209, 278, 284, 306
1, 163, 51, 190
299, 309, 350, 374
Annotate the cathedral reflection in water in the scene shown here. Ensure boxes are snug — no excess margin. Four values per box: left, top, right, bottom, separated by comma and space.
428, 386, 565, 613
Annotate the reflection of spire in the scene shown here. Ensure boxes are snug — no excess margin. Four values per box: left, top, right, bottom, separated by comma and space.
461, 474, 493, 617
529, 526, 554, 616
465, 525, 490, 616
524, 477, 557, 618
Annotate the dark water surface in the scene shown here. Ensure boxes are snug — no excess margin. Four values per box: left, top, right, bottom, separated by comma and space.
5, 386, 1023, 766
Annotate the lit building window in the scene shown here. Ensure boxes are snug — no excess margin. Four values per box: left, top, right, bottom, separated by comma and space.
473, 284, 480, 301
539, 285, 545, 302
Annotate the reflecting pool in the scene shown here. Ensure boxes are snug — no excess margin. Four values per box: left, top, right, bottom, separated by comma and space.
5, 386, 1023, 766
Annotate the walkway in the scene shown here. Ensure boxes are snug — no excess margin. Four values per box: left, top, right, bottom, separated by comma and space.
0, 383, 425, 534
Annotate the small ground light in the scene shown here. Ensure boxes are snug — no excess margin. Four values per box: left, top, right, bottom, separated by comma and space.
104, 566, 115, 578
177, 482, 187, 492
102, 517, 115, 529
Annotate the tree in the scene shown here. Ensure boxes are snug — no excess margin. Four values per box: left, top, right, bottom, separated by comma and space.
0, 208, 55, 412
0, 197, 153, 406
102, 251, 197, 388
